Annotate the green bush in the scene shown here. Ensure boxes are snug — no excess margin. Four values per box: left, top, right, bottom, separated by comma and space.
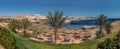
96, 31, 104, 38
0, 26, 17, 49
23, 32, 30, 38
97, 31, 120, 49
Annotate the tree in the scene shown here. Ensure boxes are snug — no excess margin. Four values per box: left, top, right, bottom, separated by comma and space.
21, 18, 31, 37
96, 14, 107, 38
47, 11, 66, 45
0, 26, 17, 49
105, 22, 112, 34
8, 19, 22, 33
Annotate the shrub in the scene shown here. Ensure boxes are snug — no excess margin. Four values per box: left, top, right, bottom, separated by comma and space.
96, 31, 104, 38
8, 19, 22, 33
105, 22, 112, 34
97, 31, 120, 49
0, 26, 17, 49
23, 32, 30, 38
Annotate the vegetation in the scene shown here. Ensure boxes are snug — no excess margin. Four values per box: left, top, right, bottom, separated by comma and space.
21, 18, 31, 37
0, 13, 118, 49
105, 22, 112, 34
113, 31, 120, 49
0, 26, 17, 49
13, 30, 117, 49
0, 18, 12, 22
8, 19, 22, 33
46, 11, 66, 45
32, 26, 44, 37
97, 31, 120, 49
96, 14, 107, 38
96, 31, 104, 38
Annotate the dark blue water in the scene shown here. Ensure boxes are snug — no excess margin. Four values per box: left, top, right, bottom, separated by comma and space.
70, 18, 120, 25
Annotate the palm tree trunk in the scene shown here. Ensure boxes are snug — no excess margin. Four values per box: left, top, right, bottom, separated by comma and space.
99, 26, 102, 34
54, 28, 58, 46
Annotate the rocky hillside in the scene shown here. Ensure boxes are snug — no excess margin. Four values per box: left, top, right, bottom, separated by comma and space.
111, 21, 120, 32
0, 44, 4, 49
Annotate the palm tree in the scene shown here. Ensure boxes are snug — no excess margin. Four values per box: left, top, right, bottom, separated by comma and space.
97, 14, 107, 35
47, 11, 66, 45
105, 22, 112, 34
21, 18, 31, 37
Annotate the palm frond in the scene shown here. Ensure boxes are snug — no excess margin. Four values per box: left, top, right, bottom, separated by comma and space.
47, 11, 66, 29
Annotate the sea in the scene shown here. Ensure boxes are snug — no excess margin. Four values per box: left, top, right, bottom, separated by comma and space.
65, 18, 120, 29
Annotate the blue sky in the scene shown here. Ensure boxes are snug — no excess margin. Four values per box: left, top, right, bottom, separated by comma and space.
0, 0, 120, 18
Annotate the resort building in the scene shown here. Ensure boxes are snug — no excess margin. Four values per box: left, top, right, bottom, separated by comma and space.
16, 14, 47, 20
16, 14, 47, 24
